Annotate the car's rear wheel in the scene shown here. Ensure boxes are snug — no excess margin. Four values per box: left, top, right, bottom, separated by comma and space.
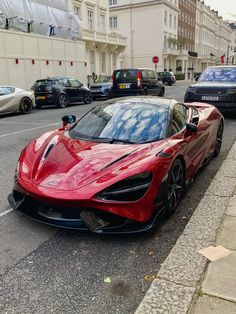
213, 120, 224, 157
165, 159, 184, 215
57, 94, 68, 108
84, 92, 92, 104
19, 97, 33, 114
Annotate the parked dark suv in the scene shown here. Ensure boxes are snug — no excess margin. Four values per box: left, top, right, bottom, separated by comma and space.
111, 68, 165, 97
184, 66, 236, 112
32, 77, 92, 108
158, 71, 176, 86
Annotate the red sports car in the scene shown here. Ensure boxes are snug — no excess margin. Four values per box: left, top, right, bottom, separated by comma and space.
8, 97, 224, 233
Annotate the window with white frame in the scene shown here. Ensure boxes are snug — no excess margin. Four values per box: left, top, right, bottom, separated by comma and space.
109, 16, 117, 28
88, 10, 94, 30
112, 53, 117, 71
74, 5, 81, 17
109, 0, 117, 5
169, 14, 172, 28
100, 51, 106, 73
90, 50, 96, 73
99, 14, 105, 32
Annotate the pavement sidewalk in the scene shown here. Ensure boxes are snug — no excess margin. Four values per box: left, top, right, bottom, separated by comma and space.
135, 141, 236, 313
192, 194, 236, 314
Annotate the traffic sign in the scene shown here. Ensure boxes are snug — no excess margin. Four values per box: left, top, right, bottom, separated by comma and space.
152, 56, 159, 64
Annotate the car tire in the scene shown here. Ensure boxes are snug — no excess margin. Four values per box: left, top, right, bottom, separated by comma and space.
164, 159, 184, 216
57, 94, 68, 108
35, 103, 41, 109
19, 97, 33, 114
84, 92, 92, 104
159, 87, 165, 97
213, 120, 224, 157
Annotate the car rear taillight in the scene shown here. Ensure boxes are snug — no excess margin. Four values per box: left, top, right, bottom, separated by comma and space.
112, 74, 114, 82
137, 71, 141, 87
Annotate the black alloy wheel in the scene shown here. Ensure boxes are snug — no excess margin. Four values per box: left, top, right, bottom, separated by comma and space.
19, 97, 33, 114
84, 92, 92, 104
57, 94, 68, 108
213, 120, 224, 157
165, 159, 184, 215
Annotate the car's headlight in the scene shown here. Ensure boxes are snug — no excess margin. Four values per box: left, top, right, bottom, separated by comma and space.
227, 88, 236, 95
187, 86, 196, 93
96, 172, 153, 202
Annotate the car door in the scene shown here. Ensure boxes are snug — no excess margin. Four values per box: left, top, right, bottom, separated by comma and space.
146, 70, 156, 94
67, 78, 84, 102
62, 78, 75, 102
169, 104, 211, 177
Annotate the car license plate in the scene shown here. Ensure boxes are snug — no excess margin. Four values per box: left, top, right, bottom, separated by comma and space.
119, 83, 130, 89
202, 96, 219, 101
36, 96, 46, 100
92, 89, 100, 92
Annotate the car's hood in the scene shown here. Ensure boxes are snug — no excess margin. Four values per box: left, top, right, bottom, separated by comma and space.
90, 82, 112, 87
191, 81, 236, 88
27, 133, 152, 191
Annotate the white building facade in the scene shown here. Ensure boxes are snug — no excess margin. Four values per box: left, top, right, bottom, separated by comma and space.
109, 0, 179, 72
195, 0, 232, 72
68, 0, 126, 80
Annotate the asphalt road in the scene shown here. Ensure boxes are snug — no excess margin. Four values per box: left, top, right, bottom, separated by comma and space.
1, 82, 236, 314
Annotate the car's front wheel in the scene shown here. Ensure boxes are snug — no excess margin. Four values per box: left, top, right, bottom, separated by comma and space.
19, 97, 33, 114
57, 94, 68, 108
84, 92, 92, 104
165, 159, 184, 215
213, 120, 224, 157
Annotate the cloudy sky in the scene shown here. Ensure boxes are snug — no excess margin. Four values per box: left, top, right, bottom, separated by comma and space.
204, 0, 236, 20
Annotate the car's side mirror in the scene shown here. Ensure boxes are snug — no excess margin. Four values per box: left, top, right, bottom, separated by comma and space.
185, 123, 197, 134
61, 115, 76, 128
195, 75, 200, 81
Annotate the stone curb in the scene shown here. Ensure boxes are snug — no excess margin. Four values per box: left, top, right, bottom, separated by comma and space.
135, 141, 236, 314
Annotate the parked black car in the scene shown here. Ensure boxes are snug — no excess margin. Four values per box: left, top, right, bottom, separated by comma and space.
184, 66, 236, 112
158, 71, 176, 86
90, 76, 112, 99
111, 68, 165, 97
32, 77, 92, 108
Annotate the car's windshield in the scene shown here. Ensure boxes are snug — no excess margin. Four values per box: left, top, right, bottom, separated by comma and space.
199, 67, 236, 82
0, 87, 15, 95
69, 102, 169, 144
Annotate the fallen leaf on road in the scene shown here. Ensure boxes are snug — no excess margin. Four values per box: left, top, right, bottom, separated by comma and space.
182, 216, 187, 220
130, 250, 136, 255
148, 251, 154, 256
144, 275, 156, 282
198, 245, 231, 261
104, 277, 112, 283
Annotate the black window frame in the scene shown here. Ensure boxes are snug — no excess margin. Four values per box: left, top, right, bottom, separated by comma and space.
168, 103, 189, 137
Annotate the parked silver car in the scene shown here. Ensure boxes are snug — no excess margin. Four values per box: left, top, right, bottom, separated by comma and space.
0, 86, 35, 114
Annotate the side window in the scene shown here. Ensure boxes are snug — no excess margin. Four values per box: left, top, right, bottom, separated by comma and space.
170, 104, 188, 136
147, 70, 155, 80
142, 70, 148, 79
69, 79, 80, 87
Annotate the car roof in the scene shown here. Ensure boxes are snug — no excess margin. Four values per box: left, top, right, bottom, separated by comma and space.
104, 96, 178, 109
36, 77, 76, 81
206, 66, 236, 69
113, 68, 156, 71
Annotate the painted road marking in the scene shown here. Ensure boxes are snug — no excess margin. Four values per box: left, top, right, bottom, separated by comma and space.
0, 208, 13, 217
0, 122, 59, 139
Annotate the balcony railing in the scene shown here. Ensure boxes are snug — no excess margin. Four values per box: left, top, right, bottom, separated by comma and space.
82, 29, 126, 46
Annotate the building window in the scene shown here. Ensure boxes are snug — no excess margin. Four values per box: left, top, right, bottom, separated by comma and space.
88, 10, 94, 30
99, 14, 105, 32
90, 50, 96, 73
112, 53, 117, 71
109, 0, 117, 5
164, 11, 167, 25
100, 51, 106, 73
174, 16, 177, 29
109, 16, 117, 28
74, 5, 81, 17
169, 14, 172, 28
